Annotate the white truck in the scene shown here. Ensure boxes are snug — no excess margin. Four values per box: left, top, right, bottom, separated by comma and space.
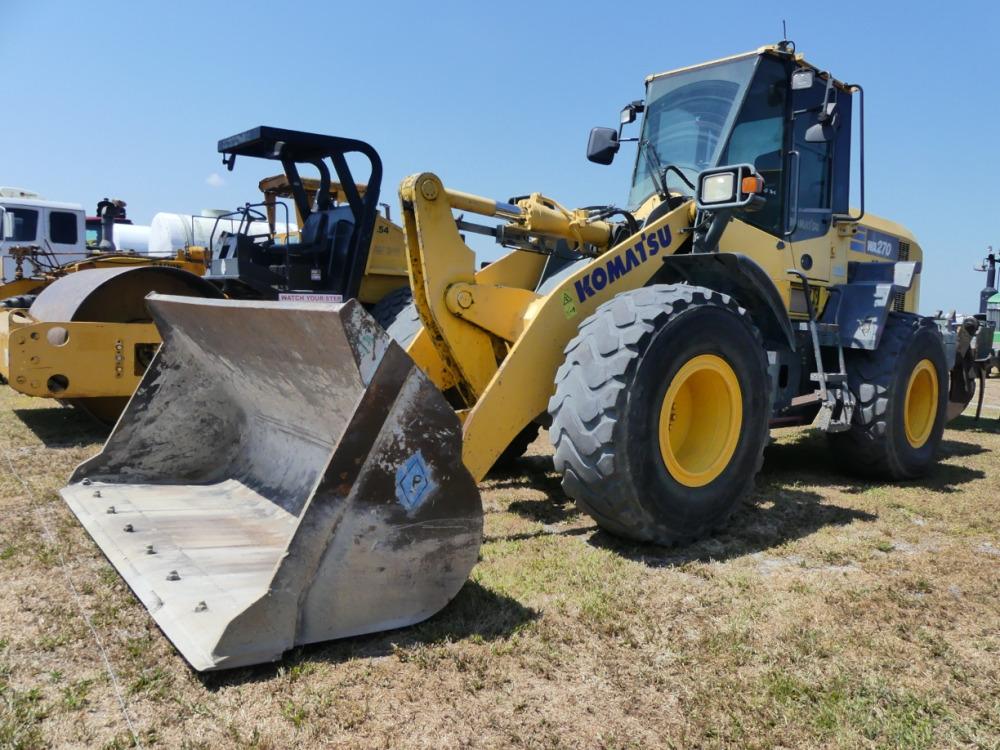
0, 187, 88, 281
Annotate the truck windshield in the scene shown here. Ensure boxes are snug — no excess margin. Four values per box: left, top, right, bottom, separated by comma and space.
628, 55, 758, 209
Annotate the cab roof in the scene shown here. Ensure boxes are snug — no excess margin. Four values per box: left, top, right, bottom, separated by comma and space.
645, 44, 851, 91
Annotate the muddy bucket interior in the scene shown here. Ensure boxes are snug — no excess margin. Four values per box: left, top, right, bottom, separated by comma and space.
61, 295, 482, 671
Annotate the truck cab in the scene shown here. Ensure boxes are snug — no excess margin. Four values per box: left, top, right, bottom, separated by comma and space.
0, 188, 87, 281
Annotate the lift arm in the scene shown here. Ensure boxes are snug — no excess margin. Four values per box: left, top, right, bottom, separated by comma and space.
399, 172, 695, 479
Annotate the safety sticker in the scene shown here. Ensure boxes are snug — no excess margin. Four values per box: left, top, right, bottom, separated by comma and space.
395, 451, 438, 512
561, 291, 577, 319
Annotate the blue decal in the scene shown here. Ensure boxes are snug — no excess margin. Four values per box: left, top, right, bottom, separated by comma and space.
574, 226, 672, 303
852, 226, 899, 260
395, 451, 437, 512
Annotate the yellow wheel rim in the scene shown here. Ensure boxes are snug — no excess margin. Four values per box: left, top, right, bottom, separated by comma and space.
903, 359, 938, 449
658, 354, 743, 488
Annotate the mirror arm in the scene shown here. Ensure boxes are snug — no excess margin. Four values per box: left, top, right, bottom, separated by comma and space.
833, 83, 865, 224
784, 150, 800, 237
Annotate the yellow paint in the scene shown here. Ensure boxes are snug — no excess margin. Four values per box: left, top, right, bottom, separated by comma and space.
399, 171, 693, 480
903, 359, 938, 449
657, 355, 743, 487
1, 312, 157, 398
445, 283, 540, 343
459, 203, 691, 480
0, 277, 47, 301
400, 173, 500, 404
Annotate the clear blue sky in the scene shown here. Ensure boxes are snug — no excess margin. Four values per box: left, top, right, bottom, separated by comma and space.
2, 0, 997, 314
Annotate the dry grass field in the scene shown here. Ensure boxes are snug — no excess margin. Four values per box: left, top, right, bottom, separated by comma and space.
1, 382, 998, 749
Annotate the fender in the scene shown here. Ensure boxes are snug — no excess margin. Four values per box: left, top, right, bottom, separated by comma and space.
820, 260, 921, 350
652, 252, 796, 352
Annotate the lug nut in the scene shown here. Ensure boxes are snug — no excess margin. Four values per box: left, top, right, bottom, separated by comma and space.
123, 524, 134, 532
94, 490, 102, 498
105, 505, 115, 514
145, 544, 155, 555
195, 601, 208, 612
166, 570, 180, 581
82, 478, 91, 486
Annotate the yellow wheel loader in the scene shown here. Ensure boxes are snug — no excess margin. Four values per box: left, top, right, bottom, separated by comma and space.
62, 44, 964, 670
1, 127, 410, 423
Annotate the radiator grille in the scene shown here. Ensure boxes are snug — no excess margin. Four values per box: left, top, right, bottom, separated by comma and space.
893, 241, 911, 310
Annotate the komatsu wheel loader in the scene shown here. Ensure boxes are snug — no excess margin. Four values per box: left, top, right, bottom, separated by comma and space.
1, 127, 410, 423
62, 44, 962, 670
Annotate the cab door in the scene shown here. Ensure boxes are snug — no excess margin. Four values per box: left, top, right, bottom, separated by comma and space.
43, 207, 86, 267
784, 74, 850, 285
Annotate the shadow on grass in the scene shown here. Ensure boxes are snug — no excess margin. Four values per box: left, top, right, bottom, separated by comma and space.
764, 429, 986, 494
588, 485, 874, 567
938, 438, 990, 458
947, 414, 1000, 435
199, 580, 537, 690
495, 428, 989, 564
14, 406, 108, 448
488, 455, 582, 529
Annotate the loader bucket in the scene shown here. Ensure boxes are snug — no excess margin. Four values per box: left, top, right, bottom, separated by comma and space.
60, 295, 482, 671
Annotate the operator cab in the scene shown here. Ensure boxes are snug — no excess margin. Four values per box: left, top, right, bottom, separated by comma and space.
207, 125, 383, 300
588, 43, 861, 243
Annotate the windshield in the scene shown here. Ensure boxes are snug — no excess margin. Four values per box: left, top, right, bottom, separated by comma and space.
628, 55, 758, 209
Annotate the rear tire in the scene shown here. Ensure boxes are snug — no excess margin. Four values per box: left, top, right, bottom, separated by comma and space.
548, 285, 771, 545
1, 294, 37, 309
384, 299, 423, 349
828, 313, 947, 479
370, 287, 413, 331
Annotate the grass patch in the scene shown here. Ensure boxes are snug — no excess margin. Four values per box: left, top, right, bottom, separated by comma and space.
0, 377, 999, 747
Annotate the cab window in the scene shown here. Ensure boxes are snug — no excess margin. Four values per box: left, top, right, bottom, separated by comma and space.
718, 55, 788, 236
49, 211, 78, 245
788, 75, 844, 240
5, 208, 39, 242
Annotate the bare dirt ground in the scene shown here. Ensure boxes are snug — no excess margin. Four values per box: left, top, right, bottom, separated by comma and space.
1, 382, 998, 749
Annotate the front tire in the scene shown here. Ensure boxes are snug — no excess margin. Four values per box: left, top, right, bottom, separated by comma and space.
548, 285, 771, 545
829, 313, 947, 479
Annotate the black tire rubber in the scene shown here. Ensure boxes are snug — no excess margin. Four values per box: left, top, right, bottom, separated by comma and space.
492, 423, 541, 469
370, 286, 414, 331
1, 294, 37, 309
548, 285, 771, 545
384, 299, 423, 349
828, 313, 947, 479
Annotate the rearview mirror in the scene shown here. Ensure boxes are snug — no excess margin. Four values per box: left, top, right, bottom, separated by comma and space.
587, 127, 620, 165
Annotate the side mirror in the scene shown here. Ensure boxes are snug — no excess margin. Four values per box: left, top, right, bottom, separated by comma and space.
805, 102, 840, 142
586, 127, 620, 165
696, 164, 766, 212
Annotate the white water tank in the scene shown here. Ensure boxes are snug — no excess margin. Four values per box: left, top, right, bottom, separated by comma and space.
148, 211, 296, 257
110, 224, 151, 254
